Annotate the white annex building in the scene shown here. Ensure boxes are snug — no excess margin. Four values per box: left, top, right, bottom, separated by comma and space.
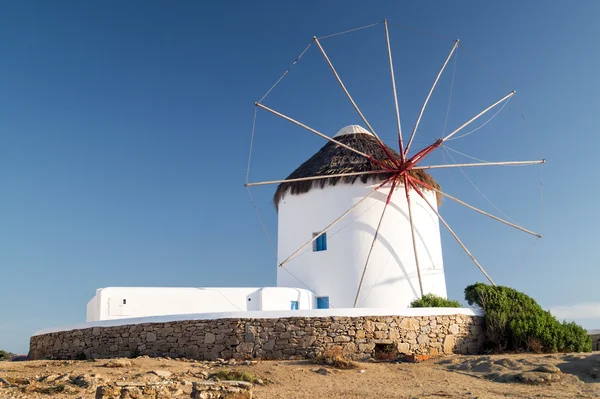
86, 126, 447, 322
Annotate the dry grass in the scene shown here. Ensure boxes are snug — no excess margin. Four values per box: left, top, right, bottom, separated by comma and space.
210, 369, 261, 384
313, 347, 359, 370
273, 133, 441, 210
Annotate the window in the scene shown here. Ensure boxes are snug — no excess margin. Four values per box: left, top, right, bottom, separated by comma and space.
312, 232, 327, 252
122, 299, 127, 305
317, 296, 329, 309
290, 301, 299, 310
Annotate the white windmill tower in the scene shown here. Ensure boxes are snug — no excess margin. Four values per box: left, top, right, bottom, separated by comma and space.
245, 20, 544, 310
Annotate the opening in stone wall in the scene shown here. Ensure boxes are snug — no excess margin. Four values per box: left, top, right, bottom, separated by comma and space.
374, 343, 398, 360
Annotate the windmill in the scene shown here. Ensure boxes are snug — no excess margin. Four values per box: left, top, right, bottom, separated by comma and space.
245, 20, 544, 309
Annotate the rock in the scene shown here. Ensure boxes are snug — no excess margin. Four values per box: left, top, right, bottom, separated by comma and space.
516, 371, 562, 384
191, 381, 253, 399
105, 359, 132, 368
96, 384, 174, 399
204, 333, 216, 345
0, 378, 8, 386
342, 342, 357, 356
448, 324, 460, 335
71, 374, 103, 389
220, 380, 253, 389
534, 365, 561, 374
42, 373, 70, 383
397, 343, 410, 354
313, 368, 332, 376
116, 381, 146, 387
95, 385, 122, 398
443, 335, 455, 354
359, 343, 375, 352
334, 336, 351, 343
236, 342, 254, 354
152, 370, 173, 379
399, 318, 419, 331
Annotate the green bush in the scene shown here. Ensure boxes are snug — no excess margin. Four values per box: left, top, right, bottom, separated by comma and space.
464, 282, 591, 353
0, 350, 14, 361
410, 293, 462, 308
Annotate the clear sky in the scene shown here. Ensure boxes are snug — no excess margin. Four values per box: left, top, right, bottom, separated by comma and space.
2, 1, 599, 353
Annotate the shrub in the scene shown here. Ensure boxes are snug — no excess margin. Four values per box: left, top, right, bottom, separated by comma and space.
464, 283, 591, 353
0, 350, 14, 361
410, 293, 462, 308
313, 346, 358, 369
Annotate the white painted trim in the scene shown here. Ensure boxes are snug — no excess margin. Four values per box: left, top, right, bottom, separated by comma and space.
33, 307, 483, 336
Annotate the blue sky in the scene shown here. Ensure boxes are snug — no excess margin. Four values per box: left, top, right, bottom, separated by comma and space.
2, 1, 599, 353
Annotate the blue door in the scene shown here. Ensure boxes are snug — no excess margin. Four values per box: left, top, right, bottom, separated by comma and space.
317, 297, 330, 309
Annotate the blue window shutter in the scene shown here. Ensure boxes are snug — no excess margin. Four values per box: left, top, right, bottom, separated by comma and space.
317, 297, 330, 309
290, 301, 299, 310
313, 232, 327, 252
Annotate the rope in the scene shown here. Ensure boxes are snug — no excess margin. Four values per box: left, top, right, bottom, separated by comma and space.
443, 147, 518, 225
387, 22, 454, 43
257, 41, 313, 104
245, 187, 277, 256
514, 96, 544, 160
446, 96, 513, 141
318, 22, 381, 40
288, 197, 381, 263
245, 108, 258, 184
538, 161, 544, 236
442, 48, 459, 138
245, 186, 338, 308
443, 144, 491, 163
213, 290, 245, 311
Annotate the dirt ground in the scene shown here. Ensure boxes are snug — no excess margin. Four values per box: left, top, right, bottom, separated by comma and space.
0, 352, 599, 398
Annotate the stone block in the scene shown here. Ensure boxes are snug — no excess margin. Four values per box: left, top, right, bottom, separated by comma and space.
443, 335, 455, 354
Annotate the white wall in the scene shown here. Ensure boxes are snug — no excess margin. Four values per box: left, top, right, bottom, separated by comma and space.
259, 287, 315, 311
277, 180, 446, 309
86, 291, 100, 322
87, 287, 316, 322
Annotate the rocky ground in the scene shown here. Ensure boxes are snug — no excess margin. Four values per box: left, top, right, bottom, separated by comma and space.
0, 352, 599, 398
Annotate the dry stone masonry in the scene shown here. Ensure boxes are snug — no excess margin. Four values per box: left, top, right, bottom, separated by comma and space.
30, 315, 483, 360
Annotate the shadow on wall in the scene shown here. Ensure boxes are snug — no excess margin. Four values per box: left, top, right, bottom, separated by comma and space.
354, 205, 442, 304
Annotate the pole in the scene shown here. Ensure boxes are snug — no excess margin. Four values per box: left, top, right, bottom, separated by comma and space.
405, 40, 459, 157
408, 177, 496, 286
404, 174, 425, 297
442, 91, 516, 142
245, 170, 391, 187
413, 159, 545, 170
409, 176, 541, 238
384, 19, 405, 161
255, 102, 394, 171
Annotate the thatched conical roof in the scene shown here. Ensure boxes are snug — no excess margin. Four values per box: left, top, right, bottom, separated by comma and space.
274, 125, 441, 210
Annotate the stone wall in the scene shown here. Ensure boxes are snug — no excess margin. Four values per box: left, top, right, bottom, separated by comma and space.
590, 334, 600, 351
30, 314, 483, 360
